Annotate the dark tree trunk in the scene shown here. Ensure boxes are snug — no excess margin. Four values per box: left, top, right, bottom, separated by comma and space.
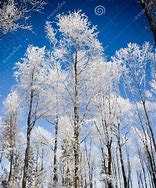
118, 143, 128, 188
107, 142, 113, 188
117, 125, 128, 188
22, 89, 34, 188
73, 51, 80, 188
142, 100, 156, 152
22, 128, 31, 188
140, 0, 156, 46
53, 115, 59, 187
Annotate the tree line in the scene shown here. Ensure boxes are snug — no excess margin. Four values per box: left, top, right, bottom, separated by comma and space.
0, 10, 156, 188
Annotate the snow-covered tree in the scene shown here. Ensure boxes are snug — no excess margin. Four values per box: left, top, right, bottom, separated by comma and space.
113, 42, 156, 187
31, 126, 54, 188
46, 10, 103, 188
0, 0, 46, 34
14, 45, 49, 188
1, 7, 156, 188
1, 90, 22, 187
91, 62, 121, 188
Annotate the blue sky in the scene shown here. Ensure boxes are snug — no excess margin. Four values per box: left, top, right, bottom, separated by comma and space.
0, 0, 154, 115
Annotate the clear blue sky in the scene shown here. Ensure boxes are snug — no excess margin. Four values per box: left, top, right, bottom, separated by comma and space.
0, 0, 154, 115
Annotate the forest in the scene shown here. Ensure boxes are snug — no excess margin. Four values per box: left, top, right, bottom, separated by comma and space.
0, 0, 156, 188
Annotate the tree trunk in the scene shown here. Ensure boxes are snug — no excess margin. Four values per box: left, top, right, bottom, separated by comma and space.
73, 51, 80, 188
53, 115, 59, 187
117, 125, 128, 188
22, 129, 31, 188
8, 151, 14, 184
22, 89, 34, 188
142, 100, 156, 152
107, 143, 113, 188
140, 0, 156, 46
118, 143, 128, 188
